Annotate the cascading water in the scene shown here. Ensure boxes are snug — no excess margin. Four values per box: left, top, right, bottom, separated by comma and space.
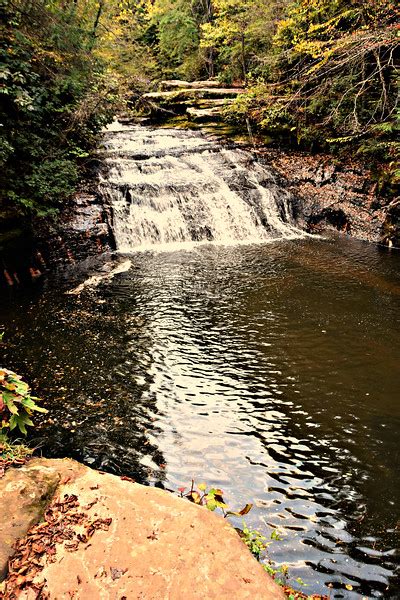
99, 121, 306, 252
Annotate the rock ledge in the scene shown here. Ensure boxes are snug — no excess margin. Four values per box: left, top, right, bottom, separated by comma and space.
0, 458, 284, 599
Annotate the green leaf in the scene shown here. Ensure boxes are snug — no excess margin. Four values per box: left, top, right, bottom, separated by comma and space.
9, 415, 18, 431
270, 529, 283, 541
206, 499, 217, 511
21, 397, 35, 408
3, 396, 19, 414
18, 413, 34, 426
17, 421, 27, 435
207, 488, 227, 507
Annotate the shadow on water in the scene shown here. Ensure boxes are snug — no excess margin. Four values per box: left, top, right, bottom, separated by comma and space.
1, 236, 400, 598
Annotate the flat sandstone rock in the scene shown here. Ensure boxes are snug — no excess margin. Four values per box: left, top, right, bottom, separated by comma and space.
2, 458, 285, 599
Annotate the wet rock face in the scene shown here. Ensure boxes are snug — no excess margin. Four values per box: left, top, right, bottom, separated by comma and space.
0, 224, 39, 288
0, 190, 115, 289
262, 150, 399, 246
34, 190, 115, 268
381, 199, 400, 247
1, 458, 285, 599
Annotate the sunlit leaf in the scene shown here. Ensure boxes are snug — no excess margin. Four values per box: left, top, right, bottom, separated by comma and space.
238, 503, 253, 516
188, 491, 201, 504
206, 499, 217, 511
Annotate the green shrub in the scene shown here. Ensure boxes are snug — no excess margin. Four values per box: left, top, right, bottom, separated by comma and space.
0, 0, 116, 218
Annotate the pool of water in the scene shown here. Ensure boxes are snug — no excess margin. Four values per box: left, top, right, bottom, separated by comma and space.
1, 236, 399, 597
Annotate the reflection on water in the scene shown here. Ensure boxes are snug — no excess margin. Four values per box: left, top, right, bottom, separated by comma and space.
1, 237, 400, 598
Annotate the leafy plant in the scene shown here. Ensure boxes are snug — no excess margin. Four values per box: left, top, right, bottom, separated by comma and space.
178, 480, 253, 517
177, 480, 320, 598
239, 522, 269, 559
0, 368, 48, 435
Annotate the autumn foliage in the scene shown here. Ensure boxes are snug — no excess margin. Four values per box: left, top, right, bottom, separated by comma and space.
101, 0, 398, 175
1, 0, 398, 218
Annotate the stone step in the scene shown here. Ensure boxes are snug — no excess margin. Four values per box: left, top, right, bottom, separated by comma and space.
143, 88, 243, 103
160, 79, 232, 91
186, 105, 224, 122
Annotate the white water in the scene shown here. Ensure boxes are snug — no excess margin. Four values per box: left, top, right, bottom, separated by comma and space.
99, 123, 306, 252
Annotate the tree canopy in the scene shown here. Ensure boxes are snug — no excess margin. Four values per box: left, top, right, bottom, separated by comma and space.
1, 0, 398, 220
0, 0, 116, 218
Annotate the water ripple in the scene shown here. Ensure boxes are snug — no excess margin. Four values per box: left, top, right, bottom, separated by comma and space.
1, 239, 400, 598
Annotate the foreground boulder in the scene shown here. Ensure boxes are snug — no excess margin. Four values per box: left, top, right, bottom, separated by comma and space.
0, 458, 285, 599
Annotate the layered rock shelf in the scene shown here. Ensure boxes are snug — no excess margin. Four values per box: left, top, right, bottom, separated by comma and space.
139, 79, 243, 123
143, 88, 243, 102
159, 80, 224, 90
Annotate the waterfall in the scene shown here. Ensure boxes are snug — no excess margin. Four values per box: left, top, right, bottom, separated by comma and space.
99, 122, 305, 252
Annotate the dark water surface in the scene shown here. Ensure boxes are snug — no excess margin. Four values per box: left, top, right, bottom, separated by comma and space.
2, 237, 400, 597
